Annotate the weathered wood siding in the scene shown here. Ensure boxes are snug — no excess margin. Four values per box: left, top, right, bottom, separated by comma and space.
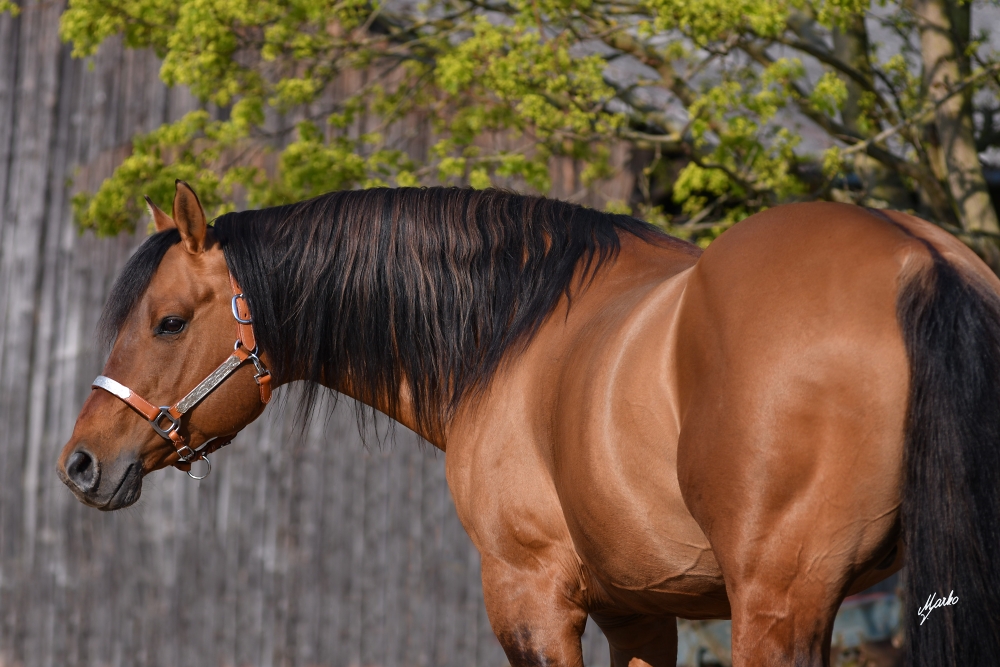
0, 3, 616, 665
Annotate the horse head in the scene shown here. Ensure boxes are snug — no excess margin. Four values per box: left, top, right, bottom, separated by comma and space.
57, 181, 269, 510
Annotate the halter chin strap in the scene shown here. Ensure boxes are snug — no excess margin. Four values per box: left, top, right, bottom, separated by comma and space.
92, 274, 272, 479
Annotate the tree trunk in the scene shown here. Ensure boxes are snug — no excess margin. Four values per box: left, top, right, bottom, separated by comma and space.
832, 16, 912, 210
912, 0, 1000, 269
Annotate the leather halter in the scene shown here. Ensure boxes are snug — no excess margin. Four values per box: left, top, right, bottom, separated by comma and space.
92, 274, 272, 479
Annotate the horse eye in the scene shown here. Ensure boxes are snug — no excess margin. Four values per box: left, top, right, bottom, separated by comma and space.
157, 317, 187, 334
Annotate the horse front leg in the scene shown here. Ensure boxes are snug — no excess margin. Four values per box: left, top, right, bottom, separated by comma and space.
591, 612, 678, 667
480, 553, 589, 667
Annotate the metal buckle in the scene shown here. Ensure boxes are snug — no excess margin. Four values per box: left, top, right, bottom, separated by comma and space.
151, 407, 181, 439
248, 350, 269, 380
173, 438, 210, 479
175, 442, 196, 461
231, 294, 253, 324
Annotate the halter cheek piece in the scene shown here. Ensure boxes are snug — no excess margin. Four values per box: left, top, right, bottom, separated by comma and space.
92, 275, 272, 480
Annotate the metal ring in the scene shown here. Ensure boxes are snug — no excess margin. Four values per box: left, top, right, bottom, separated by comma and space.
186, 455, 211, 480
234, 339, 259, 355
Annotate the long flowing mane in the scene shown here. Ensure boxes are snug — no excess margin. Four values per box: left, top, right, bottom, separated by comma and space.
104, 187, 682, 438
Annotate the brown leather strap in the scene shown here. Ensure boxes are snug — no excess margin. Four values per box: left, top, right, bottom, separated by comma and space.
232, 334, 271, 404
123, 390, 162, 422
258, 373, 272, 404
230, 275, 271, 404
230, 275, 257, 352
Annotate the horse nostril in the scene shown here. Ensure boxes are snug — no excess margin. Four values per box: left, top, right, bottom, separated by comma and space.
66, 450, 100, 493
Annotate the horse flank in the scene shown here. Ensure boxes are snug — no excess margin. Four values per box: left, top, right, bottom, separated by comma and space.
101, 187, 685, 438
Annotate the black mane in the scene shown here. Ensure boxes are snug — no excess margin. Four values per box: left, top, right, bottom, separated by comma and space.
99, 228, 180, 349
103, 187, 677, 438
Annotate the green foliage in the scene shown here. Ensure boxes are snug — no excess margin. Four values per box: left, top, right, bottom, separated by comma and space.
645, 0, 791, 42
62, 0, 626, 234
57, 0, 1000, 240
809, 72, 848, 116
73, 111, 233, 235
604, 199, 632, 214
677, 57, 806, 216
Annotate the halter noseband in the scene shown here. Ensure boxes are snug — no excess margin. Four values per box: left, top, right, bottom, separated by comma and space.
92, 274, 272, 480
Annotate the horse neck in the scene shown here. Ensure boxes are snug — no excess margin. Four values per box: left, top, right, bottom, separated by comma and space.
323, 372, 445, 449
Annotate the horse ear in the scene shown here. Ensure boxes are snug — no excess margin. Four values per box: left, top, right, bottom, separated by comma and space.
144, 195, 176, 233
171, 180, 207, 254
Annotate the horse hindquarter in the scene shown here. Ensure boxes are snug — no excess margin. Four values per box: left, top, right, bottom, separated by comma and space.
675, 204, 918, 666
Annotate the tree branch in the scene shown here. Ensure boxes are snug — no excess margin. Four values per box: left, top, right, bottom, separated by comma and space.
741, 41, 957, 223
773, 35, 900, 127
841, 62, 1000, 157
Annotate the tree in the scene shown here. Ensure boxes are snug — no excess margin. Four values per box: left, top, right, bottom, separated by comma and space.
21, 0, 1000, 259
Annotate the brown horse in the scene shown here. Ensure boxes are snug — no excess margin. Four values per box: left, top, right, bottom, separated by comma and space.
58, 181, 1000, 667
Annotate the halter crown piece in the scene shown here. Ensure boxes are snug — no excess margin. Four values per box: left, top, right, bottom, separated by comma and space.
92, 274, 272, 480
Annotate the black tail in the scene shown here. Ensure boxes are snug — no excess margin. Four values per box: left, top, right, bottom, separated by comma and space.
898, 253, 1000, 666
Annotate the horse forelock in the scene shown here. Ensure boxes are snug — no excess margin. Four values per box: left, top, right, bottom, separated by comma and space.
98, 228, 182, 350
210, 187, 669, 439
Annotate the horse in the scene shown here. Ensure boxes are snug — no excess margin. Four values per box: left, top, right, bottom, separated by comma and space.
57, 181, 1000, 667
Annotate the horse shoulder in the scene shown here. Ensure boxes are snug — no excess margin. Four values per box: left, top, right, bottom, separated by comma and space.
454, 232, 732, 618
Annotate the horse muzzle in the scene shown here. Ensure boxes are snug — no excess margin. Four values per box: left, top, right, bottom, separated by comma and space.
58, 444, 143, 510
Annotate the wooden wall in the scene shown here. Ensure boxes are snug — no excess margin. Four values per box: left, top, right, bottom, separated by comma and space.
0, 2, 617, 665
